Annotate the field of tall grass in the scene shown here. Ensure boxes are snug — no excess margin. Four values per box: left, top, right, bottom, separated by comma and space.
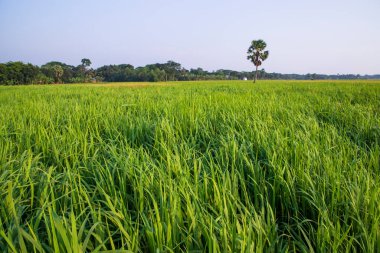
0, 80, 379, 252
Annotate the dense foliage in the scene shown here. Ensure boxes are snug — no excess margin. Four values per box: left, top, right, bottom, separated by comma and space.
1, 60, 379, 85
0, 80, 379, 252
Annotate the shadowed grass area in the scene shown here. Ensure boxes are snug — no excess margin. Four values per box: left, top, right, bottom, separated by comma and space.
0, 80, 379, 252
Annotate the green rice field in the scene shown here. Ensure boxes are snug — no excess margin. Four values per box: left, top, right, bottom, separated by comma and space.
0, 80, 379, 252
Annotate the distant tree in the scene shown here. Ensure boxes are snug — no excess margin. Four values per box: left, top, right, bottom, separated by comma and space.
3, 58, 379, 85
21, 63, 40, 83
78, 58, 93, 82
0, 62, 42, 85
162, 61, 182, 81
258, 68, 267, 79
81, 58, 92, 68
0, 64, 7, 84
42, 61, 75, 83
52, 65, 64, 83
247, 39, 269, 83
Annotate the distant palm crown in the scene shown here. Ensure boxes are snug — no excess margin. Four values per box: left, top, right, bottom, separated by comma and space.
247, 40, 269, 67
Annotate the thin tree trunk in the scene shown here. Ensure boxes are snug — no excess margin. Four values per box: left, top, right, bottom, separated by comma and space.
254, 66, 258, 83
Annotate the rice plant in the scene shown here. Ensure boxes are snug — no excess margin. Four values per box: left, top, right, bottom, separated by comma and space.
0, 80, 379, 252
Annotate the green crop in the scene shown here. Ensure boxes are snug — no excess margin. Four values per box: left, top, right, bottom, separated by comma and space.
0, 80, 379, 252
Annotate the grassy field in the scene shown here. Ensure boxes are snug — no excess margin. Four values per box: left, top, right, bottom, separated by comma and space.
0, 80, 379, 252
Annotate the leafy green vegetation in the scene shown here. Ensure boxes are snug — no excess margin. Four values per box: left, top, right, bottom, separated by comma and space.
1, 60, 380, 85
0, 80, 379, 252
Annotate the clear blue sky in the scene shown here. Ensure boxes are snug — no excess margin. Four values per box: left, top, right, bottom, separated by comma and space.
0, 0, 379, 74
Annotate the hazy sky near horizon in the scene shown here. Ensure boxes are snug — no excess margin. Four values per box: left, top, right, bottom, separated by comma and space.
0, 0, 379, 74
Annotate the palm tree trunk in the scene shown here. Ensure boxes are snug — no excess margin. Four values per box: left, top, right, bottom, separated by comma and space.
254, 66, 258, 83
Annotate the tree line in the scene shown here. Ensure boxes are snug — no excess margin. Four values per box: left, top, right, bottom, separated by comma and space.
0, 59, 379, 85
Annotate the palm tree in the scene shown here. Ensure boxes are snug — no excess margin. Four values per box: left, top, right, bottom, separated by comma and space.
247, 40, 269, 83
52, 65, 64, 83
